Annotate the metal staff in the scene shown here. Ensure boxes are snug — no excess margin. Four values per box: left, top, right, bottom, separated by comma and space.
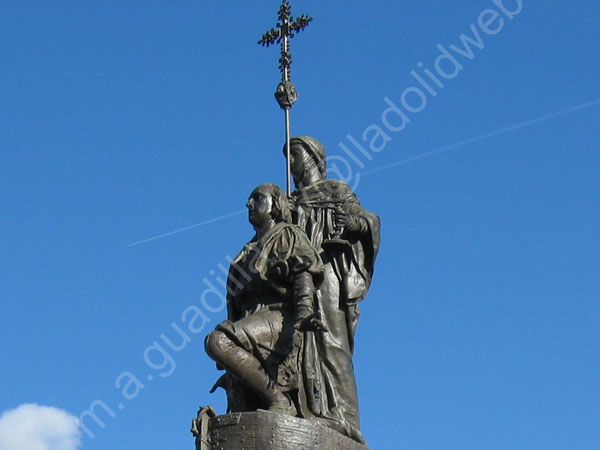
259, 0, 313, 195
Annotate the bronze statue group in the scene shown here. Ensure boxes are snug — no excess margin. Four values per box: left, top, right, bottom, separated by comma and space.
204, 136, 380, 444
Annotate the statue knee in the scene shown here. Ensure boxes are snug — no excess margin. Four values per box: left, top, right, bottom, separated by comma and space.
205, 330, 229, 360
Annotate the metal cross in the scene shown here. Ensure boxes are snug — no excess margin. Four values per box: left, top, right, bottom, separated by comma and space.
259, 0, 313, 195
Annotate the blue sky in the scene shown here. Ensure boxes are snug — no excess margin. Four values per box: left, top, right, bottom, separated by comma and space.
1, 1, 599, 449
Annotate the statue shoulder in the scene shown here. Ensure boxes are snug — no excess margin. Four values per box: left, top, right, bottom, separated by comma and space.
292, 179, 355, 202
269, 222, 312, 245
318, 178, 353, 194
261, 223, 323, 280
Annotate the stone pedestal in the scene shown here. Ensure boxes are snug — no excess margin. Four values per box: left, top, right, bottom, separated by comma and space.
194, 410, 368, 450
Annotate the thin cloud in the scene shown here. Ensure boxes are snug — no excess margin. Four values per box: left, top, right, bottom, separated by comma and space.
128, 209, 246, 247
363, 99, 600, 175
128, 99, 599, 247
0, 404, 81, 450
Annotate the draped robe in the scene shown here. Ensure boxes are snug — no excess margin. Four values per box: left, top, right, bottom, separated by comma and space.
291, 179, 380, 443
215, 222, 323, 412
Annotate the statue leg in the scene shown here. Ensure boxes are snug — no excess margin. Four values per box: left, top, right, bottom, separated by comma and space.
205, 330, 296, 415
314, 263, 362, 437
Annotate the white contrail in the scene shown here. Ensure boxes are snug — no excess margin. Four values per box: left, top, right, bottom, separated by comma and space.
129, 99, 599, 247
363, 99, 600, 176
128, 209, 246, 247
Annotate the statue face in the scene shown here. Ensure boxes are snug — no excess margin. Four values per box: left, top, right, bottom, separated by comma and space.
290, 144, 306, 186
246, 186, 274, 227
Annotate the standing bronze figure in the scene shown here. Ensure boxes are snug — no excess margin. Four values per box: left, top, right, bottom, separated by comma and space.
287, 136, 381, 443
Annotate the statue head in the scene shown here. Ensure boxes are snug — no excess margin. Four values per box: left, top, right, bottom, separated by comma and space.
285, 136, 327, 187
246, 183, 291, 228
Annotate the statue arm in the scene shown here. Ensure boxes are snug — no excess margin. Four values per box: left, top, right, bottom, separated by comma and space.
266, 225, 326, 331
334, 206, 372, 236
346, 214, 370, 234
294, 271, 328, 332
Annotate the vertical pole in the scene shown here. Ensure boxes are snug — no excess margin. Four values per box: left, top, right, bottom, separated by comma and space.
284, 107, 292, 195
260, 1, 312, 197
282, 27, 292, 195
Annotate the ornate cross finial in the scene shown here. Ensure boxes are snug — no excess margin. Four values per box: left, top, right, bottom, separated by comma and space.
259, 1, 312, 81
258, 1, 313, 195
259, 0, 313, 109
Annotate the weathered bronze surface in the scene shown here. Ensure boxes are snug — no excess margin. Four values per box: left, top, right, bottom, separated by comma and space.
195, 3, 380, 449
194, 411, 368, 450
199, 156, 380, 447
205, 184, 326, 418
286, 136, 380, 444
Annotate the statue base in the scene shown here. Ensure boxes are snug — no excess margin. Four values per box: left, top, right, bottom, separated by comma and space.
193, 409, 368, 450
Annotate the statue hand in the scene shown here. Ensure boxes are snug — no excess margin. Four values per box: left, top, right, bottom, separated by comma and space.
296, 311, 329, 332
334, 208, 360, 233
267, 260, 288, 281
333, 208, 349, 231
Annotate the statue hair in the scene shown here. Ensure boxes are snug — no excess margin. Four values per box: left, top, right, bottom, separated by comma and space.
260, 183, 291, 224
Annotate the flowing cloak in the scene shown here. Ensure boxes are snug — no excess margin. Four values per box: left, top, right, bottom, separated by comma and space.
225, 222, 323, 320
291, 179, 380, 443
216, 222, 323, 412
